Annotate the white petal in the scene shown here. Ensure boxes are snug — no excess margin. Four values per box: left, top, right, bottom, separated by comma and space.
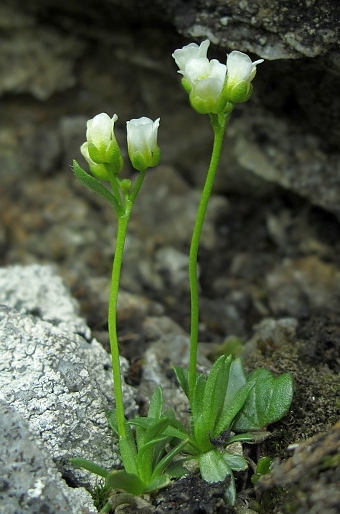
209, 59, 227, 82
183, 57, 211, 84
227, 51, 254, 83
192, 76, 224, 99
172, 40, 210, 71
87, 113, 115, 148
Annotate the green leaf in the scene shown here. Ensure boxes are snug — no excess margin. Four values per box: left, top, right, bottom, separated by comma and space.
226, 433, 254, 444
148, 386, 163, 420
151, 438, 189, 480
199, 449, 232, 483
69, 457, 108, 478
119, 426, 138, 475
165, 458, 190, 478
163, 423, 189, 441
251, 456, 272, 484
191, 373, 206, 425
232, 370, 294, 432
173, 366, 190, 399
106, 409, 118, 434
72, 159, 120, 213
144, 417, 171, 443
198, 449, 236, 505
106, 470, 145, 495
143, 475, 171, 493
214, 380, 255, 435
224, 357, 247, 405
202, 356, 232, 435
222, 452, 248, 472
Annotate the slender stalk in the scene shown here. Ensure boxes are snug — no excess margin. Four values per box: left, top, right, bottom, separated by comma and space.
108, 213, 130, 438
107, 170, 146, 438
188, 113, 230, 401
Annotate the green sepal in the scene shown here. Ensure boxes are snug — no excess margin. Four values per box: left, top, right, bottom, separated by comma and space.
181, 77, 192, 94
88, 143, 104, 164
72, 160, 121, 213
232, 370, 294, 431
129, 151, 147, 172
69, 457, 108, 478
224, 80, 252, 104
105, 139, 124, 173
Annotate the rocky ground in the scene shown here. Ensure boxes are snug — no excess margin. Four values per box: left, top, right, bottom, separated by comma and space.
1, 2, 340, 513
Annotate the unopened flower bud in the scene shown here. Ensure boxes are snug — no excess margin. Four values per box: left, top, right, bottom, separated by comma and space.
85, 113, 123, 173
126, 117, 161, 172
223, 51, 264, 104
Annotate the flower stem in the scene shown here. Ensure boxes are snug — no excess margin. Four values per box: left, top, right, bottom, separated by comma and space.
107, 170, 146, 438
188, 112, 230, 401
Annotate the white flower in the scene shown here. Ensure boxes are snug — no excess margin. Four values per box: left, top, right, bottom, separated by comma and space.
224, 51, 264, 103
86, 113, 116, 150
172, 40, 227, 114
172, 40, 210, 73
84, 113, 123, 172
126, 117, 161, 172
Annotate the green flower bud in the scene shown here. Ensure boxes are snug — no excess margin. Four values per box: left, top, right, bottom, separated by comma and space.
223, 51, 263, 104
126, 117, 161, 172
85, 113, 123, 173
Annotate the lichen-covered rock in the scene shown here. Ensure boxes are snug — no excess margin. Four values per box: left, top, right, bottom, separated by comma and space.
0, 265, 137, 488
0, 400, 97, 514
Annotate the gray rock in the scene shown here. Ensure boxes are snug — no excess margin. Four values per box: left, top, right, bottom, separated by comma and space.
168, 0, 340, 64
0, 3, 85, 99
154, 246, 191, 293
0, 400, 97, 514
0, 264, 90, 337
0, 265, 137, 489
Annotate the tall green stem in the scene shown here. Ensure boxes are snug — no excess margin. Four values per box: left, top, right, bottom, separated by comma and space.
188, 113, 230, 401
108, 170, 146, 438
108, 213, 130, 438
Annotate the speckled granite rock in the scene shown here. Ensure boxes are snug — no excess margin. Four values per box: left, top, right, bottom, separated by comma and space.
0, 265, 137, 489
0, 400, 97, 514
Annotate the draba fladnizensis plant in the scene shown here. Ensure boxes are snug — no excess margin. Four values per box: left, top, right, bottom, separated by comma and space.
70, 40, 293, 508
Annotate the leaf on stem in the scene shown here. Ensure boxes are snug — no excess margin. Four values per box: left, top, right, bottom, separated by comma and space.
72, 160, 120, 212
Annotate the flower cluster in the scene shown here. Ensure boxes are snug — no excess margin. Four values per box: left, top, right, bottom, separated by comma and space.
172, 40, 263, 114
81, 113, 160, 180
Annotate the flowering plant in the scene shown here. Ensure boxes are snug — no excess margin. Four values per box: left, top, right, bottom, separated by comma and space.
70, 39, 293, 510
